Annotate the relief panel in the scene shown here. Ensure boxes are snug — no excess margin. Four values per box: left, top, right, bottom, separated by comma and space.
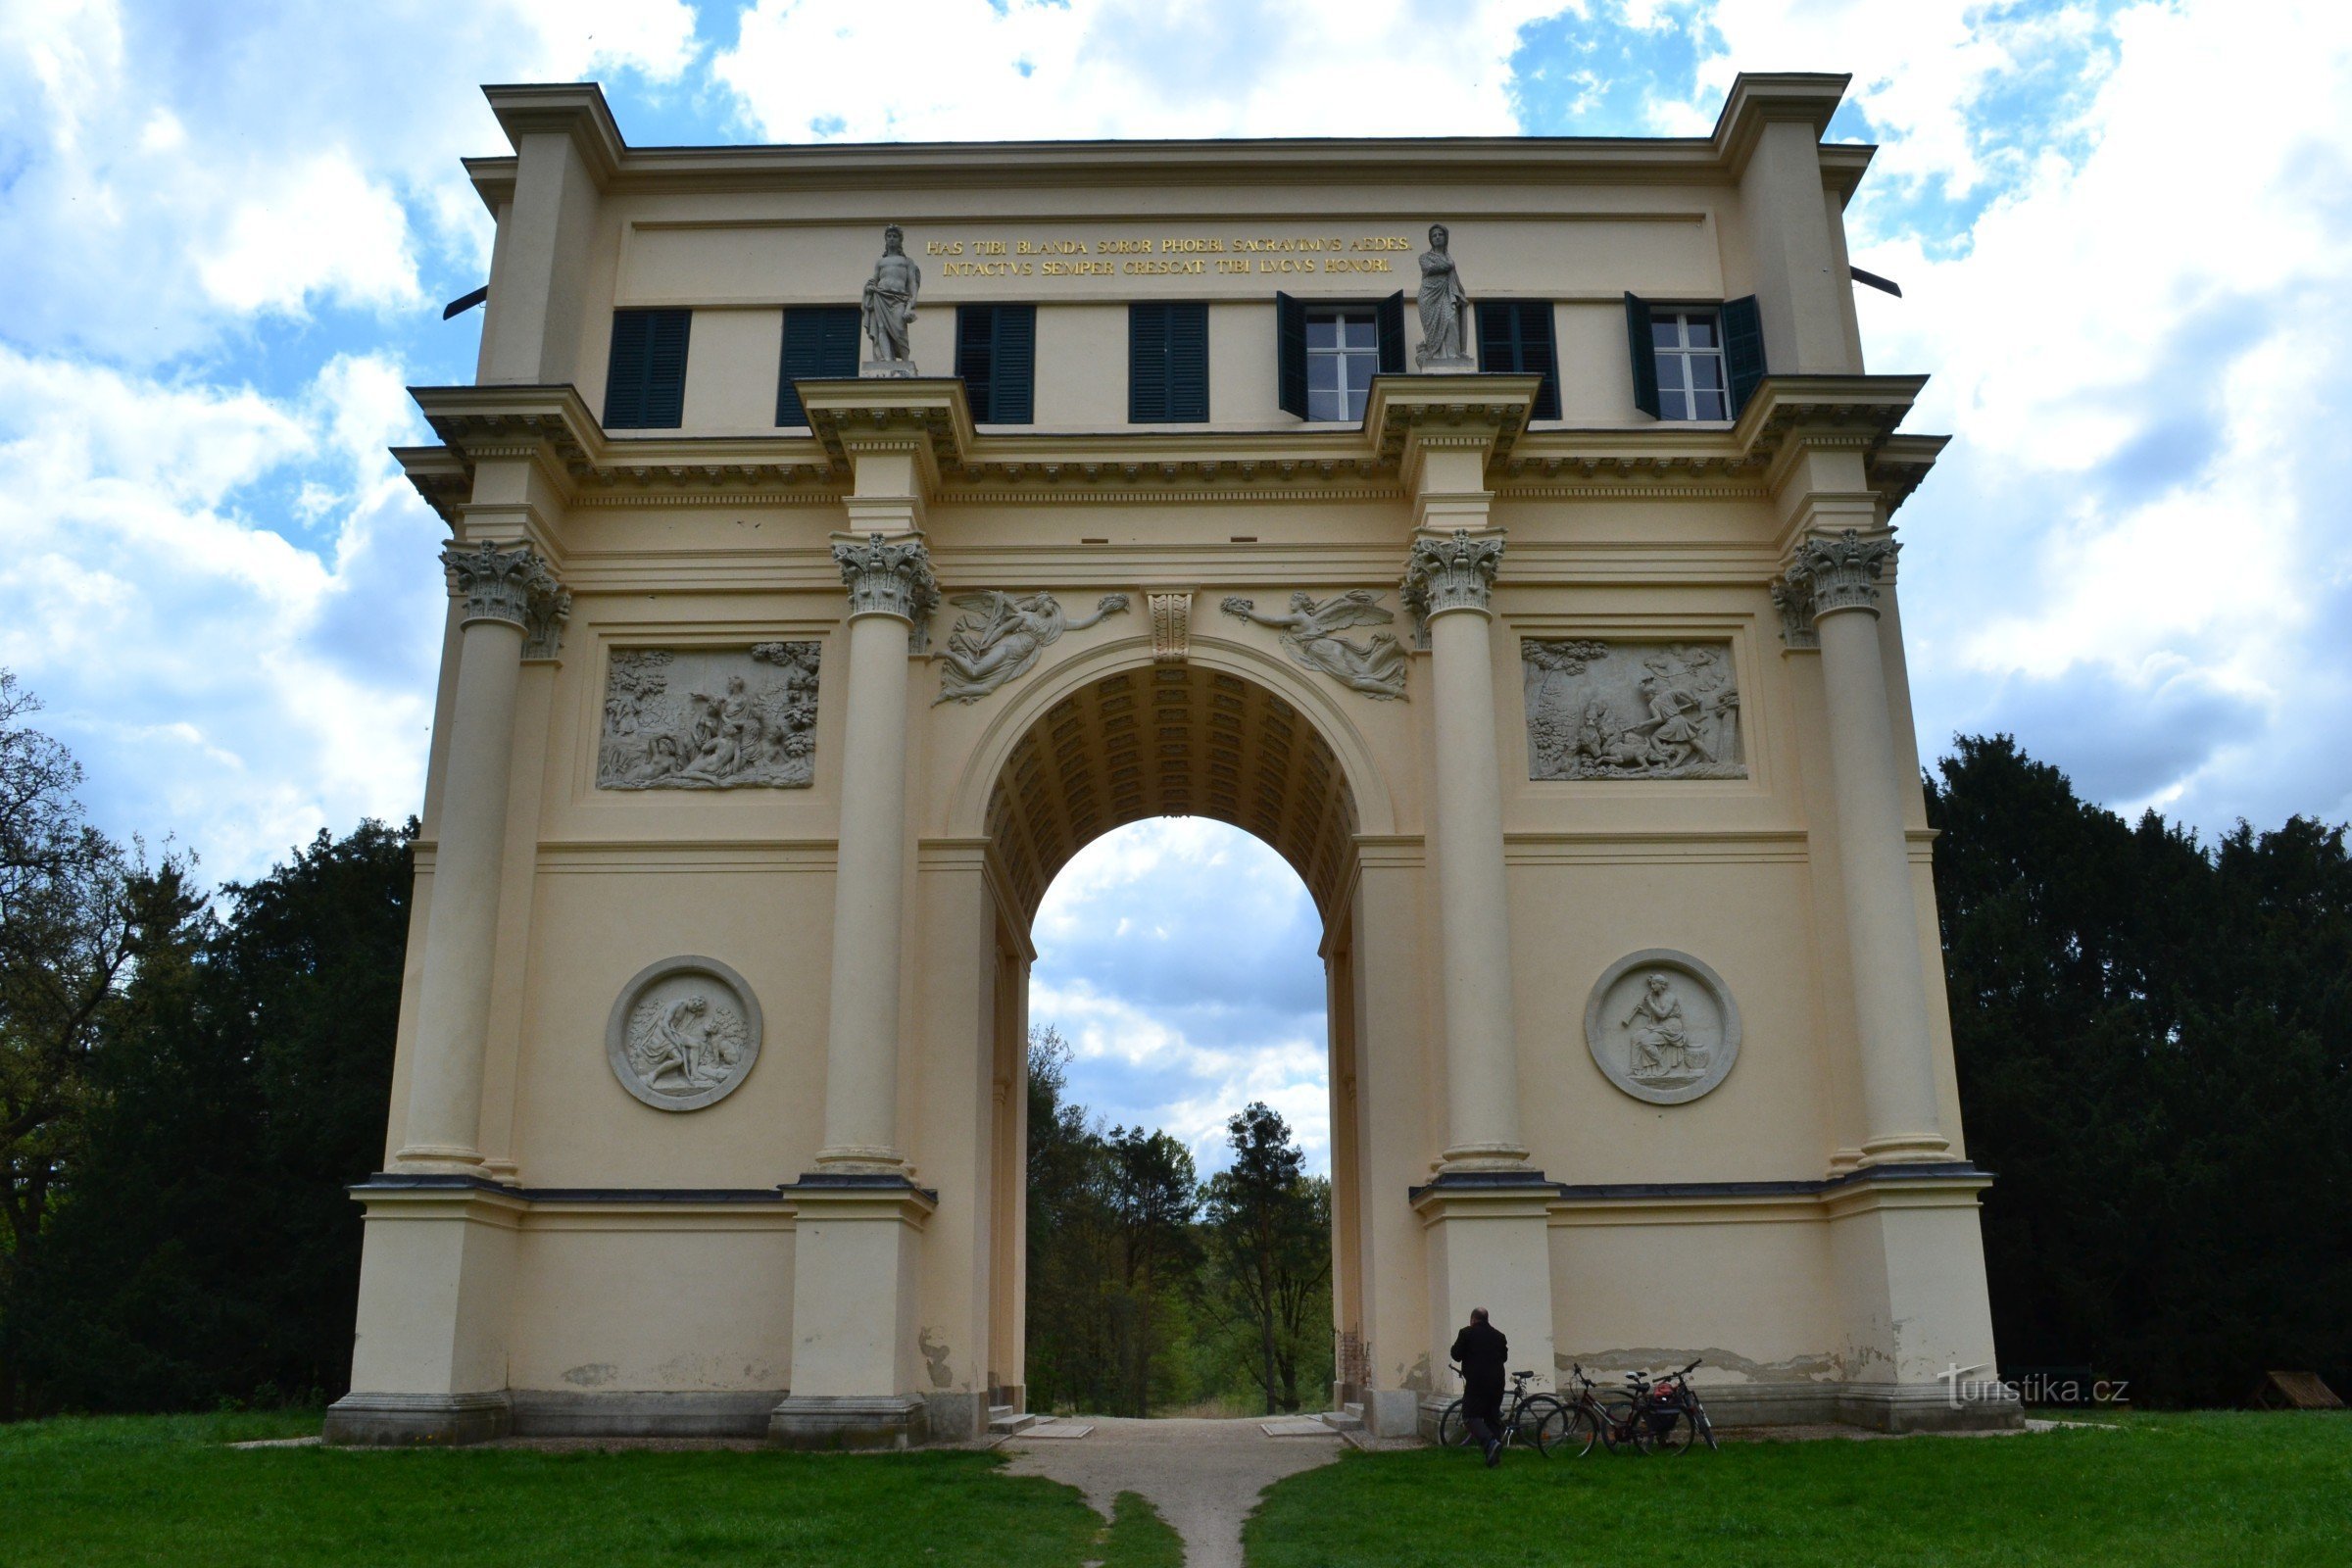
1523, 638, 1744, 780
597, 643, 822, 790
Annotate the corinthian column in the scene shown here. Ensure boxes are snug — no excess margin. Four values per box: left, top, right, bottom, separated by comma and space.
816, 530, 938, 1170
396, 541, 567, 1172
1777, 529, 1948, 1162
1402, 528, 1528, 1170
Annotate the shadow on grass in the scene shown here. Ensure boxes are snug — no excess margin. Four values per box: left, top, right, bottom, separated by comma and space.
1243, 1412, 2352, 1568
0, 1411, 1147, 1568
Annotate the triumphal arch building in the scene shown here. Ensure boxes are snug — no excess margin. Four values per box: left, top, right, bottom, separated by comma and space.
326, 74, 2019, 1446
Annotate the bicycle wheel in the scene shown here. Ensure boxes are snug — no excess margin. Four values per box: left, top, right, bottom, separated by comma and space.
1692, 1403, 1719, 1451
1541, 1400, 1602, 1457
1653, 1403, 1695, 1454
1437, 1399, 1468, 1448
1513, 1395, 1565, 1453
1597, 1396, 1644, 1454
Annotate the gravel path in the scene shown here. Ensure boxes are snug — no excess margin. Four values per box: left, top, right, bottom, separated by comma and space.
1001, 1415, 1345, 1568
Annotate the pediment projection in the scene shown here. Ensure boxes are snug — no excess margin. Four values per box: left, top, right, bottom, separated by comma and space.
983, 665, 1359, 924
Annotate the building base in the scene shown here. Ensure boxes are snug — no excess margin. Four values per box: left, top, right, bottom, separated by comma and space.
1836, 1382, 2025, 1433
322, 1391, 512, 1446
766, 1394, 931, 1450
507, 1390, 784, 1439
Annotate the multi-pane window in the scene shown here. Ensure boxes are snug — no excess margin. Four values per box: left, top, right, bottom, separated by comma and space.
1652, 310, 1729, 421
603, 308, 692, 430
1623, 292, 1765, 422
1305, 307, 1381, 421
956, 304, 1037, 424
775, 305, 860, 427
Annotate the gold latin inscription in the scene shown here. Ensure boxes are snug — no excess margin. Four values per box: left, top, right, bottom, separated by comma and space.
925, 233, 1412, 280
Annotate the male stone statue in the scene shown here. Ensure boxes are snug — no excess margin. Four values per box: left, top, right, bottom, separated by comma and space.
1415, 222, 1472, 369
860, 223, 921, 374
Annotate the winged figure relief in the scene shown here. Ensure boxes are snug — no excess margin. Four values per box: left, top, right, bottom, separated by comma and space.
934, 591, 1130, 705
1220, 590, 1408, 700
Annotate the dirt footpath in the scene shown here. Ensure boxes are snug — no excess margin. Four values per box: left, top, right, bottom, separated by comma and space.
1000, 1415, 1345, 1567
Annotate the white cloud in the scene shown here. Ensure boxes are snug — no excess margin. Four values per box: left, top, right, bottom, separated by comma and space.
197, 153, 424, 317
715, 0, 1564, 142
0, 346, 445, 876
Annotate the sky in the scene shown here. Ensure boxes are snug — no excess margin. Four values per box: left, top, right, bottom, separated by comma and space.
3, 0, 2348, 1173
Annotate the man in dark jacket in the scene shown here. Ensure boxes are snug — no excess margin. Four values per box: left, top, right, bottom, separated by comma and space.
1450, 1307, 1509, 1466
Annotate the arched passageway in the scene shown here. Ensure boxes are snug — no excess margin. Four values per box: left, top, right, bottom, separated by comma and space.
974, 662, 1370, 1416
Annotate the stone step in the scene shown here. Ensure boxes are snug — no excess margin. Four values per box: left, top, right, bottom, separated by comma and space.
1318, 1408, 1364, 1433
988, 1406, 1041, 1436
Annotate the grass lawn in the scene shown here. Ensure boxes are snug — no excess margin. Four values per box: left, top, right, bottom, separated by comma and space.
0, 1411, 1180, 1568
1246, 1411, 2352, 1566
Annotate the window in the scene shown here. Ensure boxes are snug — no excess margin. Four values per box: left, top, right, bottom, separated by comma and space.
776, 305, 860, 427
1653, 310, 1729, 420
1623, 293, 1765, 421
1129, 302, 1209, 423
1275, 291, 1404, 421
956, 304, 1036, 424
604, 308, 691, 430
1474, 301, 1560, 420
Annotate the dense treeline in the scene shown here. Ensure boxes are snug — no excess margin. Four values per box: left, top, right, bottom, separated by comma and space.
1025, 1027, 1332, 1416
1929, 735, 2352, 1405
4, 665, 2348, 1416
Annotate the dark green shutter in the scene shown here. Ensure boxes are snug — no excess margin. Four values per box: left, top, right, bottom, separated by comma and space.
957, 306, 995, 420
1624, 292, 1660, 419
776, 305, 859, 427
1376, 291, 1405, 375
605, 308, 691, 430
1721, 294, 1766, 416
1275, 291, 1307, 418
1477, 302, 1560, 421
959, 304, 1034, 425
1132, 303, 1206, 424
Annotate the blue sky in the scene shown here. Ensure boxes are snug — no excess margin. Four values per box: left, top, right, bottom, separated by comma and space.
3, 1, 2347, 1173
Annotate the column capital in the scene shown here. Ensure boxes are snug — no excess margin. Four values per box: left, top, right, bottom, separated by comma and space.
443, 540, 568, 652
831, 530, 939, 625
1772, 528, 1897, 645
1401, 527, 1505, 634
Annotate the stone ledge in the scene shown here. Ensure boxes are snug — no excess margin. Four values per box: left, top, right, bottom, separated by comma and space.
323, 1391, 513, 1447
509, 1390, 783, 1439
767, 1394, 931, 1450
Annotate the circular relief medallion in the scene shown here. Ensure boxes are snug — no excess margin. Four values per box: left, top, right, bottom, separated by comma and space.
605, 956, 764, 1112
1582, 949, 1741, 1105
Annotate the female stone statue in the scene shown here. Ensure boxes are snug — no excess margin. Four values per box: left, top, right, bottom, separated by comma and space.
1415, 223, 1470, 368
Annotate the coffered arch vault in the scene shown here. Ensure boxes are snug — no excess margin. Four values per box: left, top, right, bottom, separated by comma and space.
952, 635, 1390, 926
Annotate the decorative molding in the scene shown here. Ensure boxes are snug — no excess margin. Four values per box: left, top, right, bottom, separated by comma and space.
1149, 592, 1194, 662
442, 540, 565, 638
1774, 528, 1898, 642
597, 644, 821, 790
605, 955, 764, 1112
522, 580, 573, 661
1220, 591, 1407, 700
1400, 528, 1504, 639
1583, 949, 1742, 1106
832, 530, 940, 624
934, 591, 1128, 705
1523, 639, 1744, 781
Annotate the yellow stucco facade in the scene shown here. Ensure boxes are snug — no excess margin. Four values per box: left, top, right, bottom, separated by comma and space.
325, 73, 2016, 1447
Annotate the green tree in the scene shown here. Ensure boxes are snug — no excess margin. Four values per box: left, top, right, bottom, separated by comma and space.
0, 673, 140, 1421
1104, 1125, 1197, 1415
1202, 1102, 1329, 1413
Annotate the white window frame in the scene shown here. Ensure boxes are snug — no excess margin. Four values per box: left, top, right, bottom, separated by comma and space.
1305, 305, 1381, 422
1652, 309, 1729, 422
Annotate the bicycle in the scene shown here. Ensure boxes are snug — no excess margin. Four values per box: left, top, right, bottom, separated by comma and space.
1536, 1363, 1640, 1456
1437, 1367, 1565, 1455
1641, 1358, 1718, 1453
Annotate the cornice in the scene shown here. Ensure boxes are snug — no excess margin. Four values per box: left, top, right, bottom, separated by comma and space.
392, 371, 1945, 518
467, 74, 1864, 213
